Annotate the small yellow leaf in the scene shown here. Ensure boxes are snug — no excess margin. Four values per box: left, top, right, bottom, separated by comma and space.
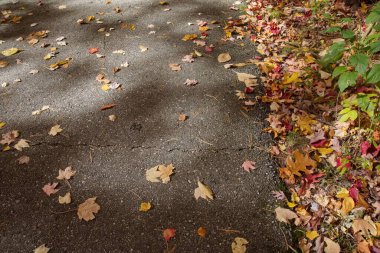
3, 145, 10, 151
0, 60, 8, 68
87, 15, 95, 21
197, 227, 206, 237
336, 188, 349, 199
101, 84, 110, 91
316, 148, 334, 156
199, 26, 210, 32
44, 53, 53, 60
283, 72, 301, 84
305, 230, 319, 240
58, 192, 72, 204
1, 47, 20, 56
0, 122, 5, 129
341, 197, 355, 215
182, 34, 198, 41
139, 202, 152, 212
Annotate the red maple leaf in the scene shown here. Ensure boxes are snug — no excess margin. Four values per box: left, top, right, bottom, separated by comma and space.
163, 228, 176, 242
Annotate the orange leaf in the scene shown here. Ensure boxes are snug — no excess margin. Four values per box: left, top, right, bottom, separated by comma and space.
197, 227, 206, 237
163, 228, 176, 242
100, 103, 116, 110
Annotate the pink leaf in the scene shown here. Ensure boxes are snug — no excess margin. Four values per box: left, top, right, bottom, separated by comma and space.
42, 182, 59, 196
360, 141, 371, 155
242, 160, 256, 172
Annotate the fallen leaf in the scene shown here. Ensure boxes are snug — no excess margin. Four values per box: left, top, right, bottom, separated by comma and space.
139, 45, 148, 52
101, 84, 110, 91
235, 72, 257, 87
218, 53, 231, 63
275, 207, 297, 224
139, 202, 152, 212
231, 237, 248, 253
178, 113, 187, 121
184, 79, 198, 86
0, 130, 19, 145
163, 228, 176, 242
29, 69, 39, 75
146, 164, 175, 184
1, 48, 20, 56
17, 155, 30, 164
58, 192, 71, 204
242, 160, 256, 172
42, 182, 59, 196
88, 47, 99, 54
182, 54, 194, 63
182, 34, 198, 41
0, 60, 8, 68
169, 63, 181, 71
49, 124, 63, 136
121, 61, 129, 67
352, 219, 377, 237
324, 237, 340, 253
341, 197, 355, 215
197, 227, 206, 237
32, 105, 50, 115
108, 115, 117, 121
14, 139, 29, 151
194, 180, 214, 201
101, 103, 116, 110
57, 166, 76, 180
305, 230, 319, 240
34, 244, 50, 253
77, 197, 100, 221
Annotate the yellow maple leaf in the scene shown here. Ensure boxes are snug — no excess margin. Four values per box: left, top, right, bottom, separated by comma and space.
305, 230, 319, 240
199, 26, 210, 32
182, 34, 198, 41
341, 197, 355, 215
283, 72, 302, 84
336, 188, 349, 199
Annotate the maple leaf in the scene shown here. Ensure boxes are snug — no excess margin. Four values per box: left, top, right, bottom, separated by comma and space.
139, 45, 148, 52
235, 90, 246, 100
42, 182, 59, 196
182, 34, 197, 41
58, 192, 71, 204
14, 139, 29, 151
242, 160, 256, 172
352, 219, 377, 237
0, 130, 19, 145
218, 53, 231, 63
297, 115, 317, 135
163, 228, 176, 242
285, 150, 317, 177
49, 124, 63, 136
184, 79, 198, 86
34, 244, 50, 253
146, 164, 175, 184
77, 197, 100, 221
182, 54, 194, 63
194, 180, 214, 201
169, 63, 181, 71
275, 207, 297, 224
231, 237, 248, 253
272, 190, 286, 200
235, 72, 257, 87
57, 166, 76, 180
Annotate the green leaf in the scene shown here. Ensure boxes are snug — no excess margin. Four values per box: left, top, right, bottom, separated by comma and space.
320, 42, 345, 68
369, 41, 380, 54
349, 54, 369, 75
366, 10, 380, 24
339, 109, 358, 122
342, 30, 355, 39
338, 71, 359, 92
366, 64, 380, 84
332, 66, 347, 78
325, 27, 341, 33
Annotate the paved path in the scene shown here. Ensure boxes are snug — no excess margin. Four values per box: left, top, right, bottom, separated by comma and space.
0, 0, 287, 252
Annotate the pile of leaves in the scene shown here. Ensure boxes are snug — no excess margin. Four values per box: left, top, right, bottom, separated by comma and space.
226, 0, 380, 251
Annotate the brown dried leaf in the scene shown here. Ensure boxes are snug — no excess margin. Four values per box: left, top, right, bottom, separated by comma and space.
77, 197, 100, 221
57, 166, 76, 180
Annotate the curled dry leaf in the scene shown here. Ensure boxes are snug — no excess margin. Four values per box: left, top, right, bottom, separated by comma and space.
169, 63, 181, 71
184, 79, 198, 86
34, 244, 50, 253
194, 180, 214, 201
139, 202, 152, 212
197, 227, 206, 237
49, 124, 63, 136
242, 160, 256, 172
100, 103, 116, 110
235, 72, 258, 87
17, 155, 30, 164
1, 48, 20, 56
231, 237, 248, 253
14, 139, 29, 151
163, 228, 176, 242
217, 53, 231, 63
42, 182, 59, 196
57, 166, 76, 180
77, 197, 100, 221
146, 164, 175, 184
59, 192, 71, 204
0, 130, 19, 145
275, 207, 298, 224
178, 113, 187, 121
